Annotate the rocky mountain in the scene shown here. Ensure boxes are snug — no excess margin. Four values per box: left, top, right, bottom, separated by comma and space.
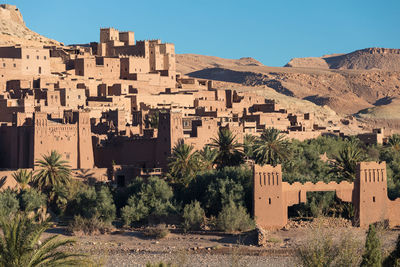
176, 54, 264, 74
177, 53, 400, 121
285, 48, 400, 70
0, 4, 61, 47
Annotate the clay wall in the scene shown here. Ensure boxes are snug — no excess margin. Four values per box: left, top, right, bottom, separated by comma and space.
357, 132, 384, 146
50, 57, 66, 73
56, 88, 86, 109
100, 28, 120, 43
355, 162, 389, 227
253, 164, 286, 229
33, 112, 78, 168
286, 131, 322, 141
186, 118, 219, 150
194, 99, 226, 112
254, 161, 400, 230
20, 48, 51, 76
119, 31, 135, 46
0, 47, 50, 76
135, 93, 194, 109
120, 56, 150, 79
94, 137, 157, 168
155, 111, 184, 170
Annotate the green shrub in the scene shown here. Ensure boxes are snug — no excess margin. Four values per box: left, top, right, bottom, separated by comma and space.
67, 215, 112, 236
19, 188, 46, 213
66, 185, 116, 223
182, 201, 205, 231
205, 178, 244, 216
142, 224, 170, 239
361, 224, 382, 267
0, 189, 19, 217
216, 200, 254, 232
185, 166, 252, 216
121, 177, 175, 226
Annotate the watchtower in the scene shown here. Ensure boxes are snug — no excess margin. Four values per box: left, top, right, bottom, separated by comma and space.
354, 161, 388, 227
75, 110, 94, 169
100, 28, 120, 43
253, 164, 286, 229
155, 110, 184, 170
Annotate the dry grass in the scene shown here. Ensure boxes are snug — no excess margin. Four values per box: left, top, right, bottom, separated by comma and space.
296, 228, 363, 267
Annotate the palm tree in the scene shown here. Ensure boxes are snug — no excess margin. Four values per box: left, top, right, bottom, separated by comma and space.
387, 134, 400, 152
168, 140, 200, 186
0, 213, 86, 266
209, 128, 243, 168
252, 128, 291, 166
330, 139, 366, 182
12, 169, 32, 190
198, 146, 218, 170
33, 151, 71, 194
243, 134, 257, 159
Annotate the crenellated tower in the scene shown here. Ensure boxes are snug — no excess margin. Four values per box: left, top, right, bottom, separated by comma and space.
253, 164, 286, 229
354, 161, 388, 227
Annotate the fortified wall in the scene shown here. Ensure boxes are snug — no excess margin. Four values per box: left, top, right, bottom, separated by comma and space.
254, 162, 400, 229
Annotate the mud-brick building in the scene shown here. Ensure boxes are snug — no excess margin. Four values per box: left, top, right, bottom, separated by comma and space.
0, 110, 94, 169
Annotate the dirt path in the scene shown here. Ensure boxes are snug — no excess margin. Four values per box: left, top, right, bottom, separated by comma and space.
44, 224, 399, 267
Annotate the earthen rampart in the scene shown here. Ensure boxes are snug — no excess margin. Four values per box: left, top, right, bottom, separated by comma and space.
254, 161, 400, 229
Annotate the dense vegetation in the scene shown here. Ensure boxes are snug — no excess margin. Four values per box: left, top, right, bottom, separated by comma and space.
1, 130, 400, 265
3, 131, 400, 232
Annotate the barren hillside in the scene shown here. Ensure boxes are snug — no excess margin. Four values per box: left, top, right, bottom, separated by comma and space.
285, 48, 400, 70
0, 4, 61, 47
176, 54, 264, 74
177, 54, 400, 116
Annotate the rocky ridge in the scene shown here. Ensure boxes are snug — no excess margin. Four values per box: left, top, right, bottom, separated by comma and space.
177, 53, 400, 124
286, 47, 400, 70
0, 4, 61, 47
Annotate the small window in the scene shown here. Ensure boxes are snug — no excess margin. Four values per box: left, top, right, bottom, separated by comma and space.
37, 56, 39, 60
26, 55, 30, 59
268, 198, 271, 205
373, 196, 376, 202
2, 63, 5, 67
13, 64, 16, 68
78, 95, 81, 99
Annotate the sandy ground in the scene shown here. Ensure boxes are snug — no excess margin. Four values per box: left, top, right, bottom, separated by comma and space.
43, 223, 400, 267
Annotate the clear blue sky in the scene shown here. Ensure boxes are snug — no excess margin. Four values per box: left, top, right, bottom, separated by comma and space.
5, 0, 400, 66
